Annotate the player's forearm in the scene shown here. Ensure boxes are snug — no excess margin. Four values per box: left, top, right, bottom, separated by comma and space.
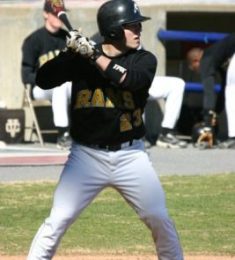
95, 55, 127, 84
36, 51, 73, 89
118, 52, 157, 91
95, 52, 156, 90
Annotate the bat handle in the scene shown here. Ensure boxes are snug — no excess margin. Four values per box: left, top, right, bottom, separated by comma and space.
58, 11, 73, 31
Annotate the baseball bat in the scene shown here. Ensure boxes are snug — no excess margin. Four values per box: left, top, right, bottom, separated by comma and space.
58, 11, 73, 31
46, 0, 73, 31
48, 0, 90, 55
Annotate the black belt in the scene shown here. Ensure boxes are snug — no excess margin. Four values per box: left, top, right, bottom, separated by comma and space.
80, 140, 134, 151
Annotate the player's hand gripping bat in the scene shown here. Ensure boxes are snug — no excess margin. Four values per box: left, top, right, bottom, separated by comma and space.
46, 0, 96, 57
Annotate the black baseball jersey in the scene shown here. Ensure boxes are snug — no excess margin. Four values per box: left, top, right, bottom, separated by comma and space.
21, 27, 68, 87
36, 46, 157, 145
200, 33, 235, 111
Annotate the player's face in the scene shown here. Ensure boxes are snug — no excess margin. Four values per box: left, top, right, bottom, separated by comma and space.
123, 22, 142, 49
44, 12, 63, 33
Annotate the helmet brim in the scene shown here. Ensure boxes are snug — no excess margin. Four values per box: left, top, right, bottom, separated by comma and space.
122, 16, 151, 25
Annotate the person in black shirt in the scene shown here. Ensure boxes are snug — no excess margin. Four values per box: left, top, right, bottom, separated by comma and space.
26, 1, 184, 259
91, 32, 188, 149
21, 0, 72, 149
187, 33, 235, 148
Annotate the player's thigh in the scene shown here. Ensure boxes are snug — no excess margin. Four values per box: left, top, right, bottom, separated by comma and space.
115, 149, 166, 215
52, 82, 72, 100
33, 86, 53, 100
148, 76, 185, 99
52, 144, 110, 212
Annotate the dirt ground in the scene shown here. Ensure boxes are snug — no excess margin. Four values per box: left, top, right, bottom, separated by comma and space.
1, 255, 234, 260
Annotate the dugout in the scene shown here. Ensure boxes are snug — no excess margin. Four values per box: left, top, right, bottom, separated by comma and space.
145, 12, 235, 143
166, 12, 235, 140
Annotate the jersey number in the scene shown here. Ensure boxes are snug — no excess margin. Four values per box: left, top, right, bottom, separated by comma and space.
120, 108, 142, 132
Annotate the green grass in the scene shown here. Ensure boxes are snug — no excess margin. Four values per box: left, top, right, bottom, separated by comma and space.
0, 174, 235, 256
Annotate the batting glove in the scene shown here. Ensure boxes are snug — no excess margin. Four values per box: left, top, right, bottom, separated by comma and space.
66, 30, 101, 60
66, 30, 82, 52
76, 36, 95, 58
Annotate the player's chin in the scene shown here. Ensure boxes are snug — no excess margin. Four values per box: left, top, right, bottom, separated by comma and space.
128, 40, 141, 50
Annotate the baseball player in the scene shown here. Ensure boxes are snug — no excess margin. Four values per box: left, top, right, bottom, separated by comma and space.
27, 0, 184, 259
21, 0, 72, 149
187, 33, 235, 148
89, 33, 187, 149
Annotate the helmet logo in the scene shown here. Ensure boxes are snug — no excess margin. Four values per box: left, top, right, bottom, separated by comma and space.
133, 2, 140, 13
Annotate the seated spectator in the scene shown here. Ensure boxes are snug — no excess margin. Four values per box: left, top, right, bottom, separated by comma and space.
21, 0, 72, 149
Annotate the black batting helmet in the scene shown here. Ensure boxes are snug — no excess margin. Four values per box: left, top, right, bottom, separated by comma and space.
97, 0, 150, 40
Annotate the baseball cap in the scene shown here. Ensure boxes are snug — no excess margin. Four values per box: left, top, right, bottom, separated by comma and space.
43, 0, 67, 15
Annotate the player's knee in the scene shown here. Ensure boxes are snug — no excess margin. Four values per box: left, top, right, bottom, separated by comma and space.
140, 208, 169, 228
50, 207, 78, 227
175, 78, 185, 93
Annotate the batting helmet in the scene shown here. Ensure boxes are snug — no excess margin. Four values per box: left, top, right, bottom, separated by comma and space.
97, 0, 150, 40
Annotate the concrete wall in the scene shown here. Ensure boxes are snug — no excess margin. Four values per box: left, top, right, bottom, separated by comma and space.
1, 0, 235, 109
